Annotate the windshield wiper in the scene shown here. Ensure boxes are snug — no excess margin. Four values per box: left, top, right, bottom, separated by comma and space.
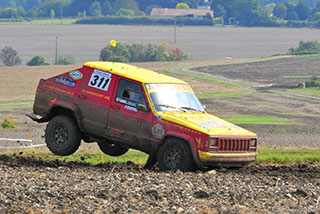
157, 104, 179, 110
179, 106, 204, 112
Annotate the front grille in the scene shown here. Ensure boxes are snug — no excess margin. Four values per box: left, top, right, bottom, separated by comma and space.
210, 138, 250, 152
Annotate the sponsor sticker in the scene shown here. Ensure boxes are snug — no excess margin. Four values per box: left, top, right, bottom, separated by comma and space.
151, 124, 165, 139
55, 76, 76, 88
69, 70, 83, 80
124, 105, 137, 112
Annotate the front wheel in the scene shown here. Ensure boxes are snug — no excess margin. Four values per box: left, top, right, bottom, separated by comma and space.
157, 139, 194, 171
45, 115, 81, 156
98, 140, 129, 156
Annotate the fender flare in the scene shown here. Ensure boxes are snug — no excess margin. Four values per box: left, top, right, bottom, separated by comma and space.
158, 133, 202, 167
29, 101, 85, 132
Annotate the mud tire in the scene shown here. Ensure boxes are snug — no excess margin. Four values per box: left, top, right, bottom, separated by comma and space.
98, 141, 129, 157
157, 139, 194, 171
45, 115, 81, 156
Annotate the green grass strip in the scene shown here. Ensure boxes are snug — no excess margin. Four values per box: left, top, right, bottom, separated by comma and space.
10, 149, 148, 165
218, 114, 291, 125
0, 100, 33, 107
256, 148, 320, 163
197, 92, 247, 99
283, 75, 315, 78
288, 88, 320, 97
294, 54, 320, 58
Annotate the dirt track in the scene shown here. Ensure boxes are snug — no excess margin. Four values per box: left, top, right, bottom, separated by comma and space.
0, 155, 320, 214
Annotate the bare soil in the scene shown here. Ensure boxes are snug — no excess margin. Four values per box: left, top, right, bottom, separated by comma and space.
194, 56, 320, 87
1, 25, 320, 64
0, 155, 320, 214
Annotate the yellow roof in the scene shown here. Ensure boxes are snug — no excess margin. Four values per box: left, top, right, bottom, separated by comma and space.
83, 61, 186, 84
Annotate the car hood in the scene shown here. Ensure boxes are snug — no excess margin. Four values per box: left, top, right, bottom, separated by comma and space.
159, 111, 256, 136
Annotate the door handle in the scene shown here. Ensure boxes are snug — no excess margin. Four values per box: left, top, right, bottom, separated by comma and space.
111, 104, 120, 110
78, 94, 87, 100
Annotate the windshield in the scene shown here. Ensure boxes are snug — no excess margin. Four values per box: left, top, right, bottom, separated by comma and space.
146, 83, 204, 112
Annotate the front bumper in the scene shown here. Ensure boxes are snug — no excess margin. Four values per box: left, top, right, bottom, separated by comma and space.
198, 150, 257, 165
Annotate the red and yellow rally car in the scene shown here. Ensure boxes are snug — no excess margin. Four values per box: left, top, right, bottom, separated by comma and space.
29, 62, 257, 170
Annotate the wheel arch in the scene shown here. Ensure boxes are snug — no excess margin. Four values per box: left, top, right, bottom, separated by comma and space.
158, 134, 202, 167
43, 105, 84, 131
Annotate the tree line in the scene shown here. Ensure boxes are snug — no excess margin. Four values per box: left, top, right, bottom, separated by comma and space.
1, 0, 320, 27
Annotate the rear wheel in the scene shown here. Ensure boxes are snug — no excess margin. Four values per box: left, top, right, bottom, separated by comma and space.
157, 138, 194, 171
98, 140, 129, 156
45, 115, 81, 156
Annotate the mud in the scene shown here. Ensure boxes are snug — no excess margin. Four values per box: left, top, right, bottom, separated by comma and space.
0, 155, 320, 214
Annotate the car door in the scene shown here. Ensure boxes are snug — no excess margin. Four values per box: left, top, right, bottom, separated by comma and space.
75, 67, 117, 137
107, 78, 153, 150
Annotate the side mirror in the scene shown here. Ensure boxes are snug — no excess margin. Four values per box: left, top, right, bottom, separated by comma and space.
203, 105, 207, 111
137, 104, 149, 112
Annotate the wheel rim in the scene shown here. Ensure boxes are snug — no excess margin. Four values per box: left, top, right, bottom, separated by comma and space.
52, 125, 68, 147
164, 146, 182, 169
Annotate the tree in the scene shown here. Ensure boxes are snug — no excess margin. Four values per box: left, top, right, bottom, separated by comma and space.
313, 11, 320, 21
102, 0, 112, 15
211, 0, 234, 20
50, 9, 55, 19
38, 0, 71, 17
113, 0, 139, 15
233, 0, 266, 26
115, 8, 135, 17
27, 55, 49, 66
0, 7, 18, 18
295, 1, 310, 20
289, 40, 320, 53
176, 3, 190, 9
57, 56, 75, 65
89, 1, 102, 17
264, 3, 276, 17
286, 11, 298, 20
0, 47, 21, 66
214, 4, 226, 18
273, 3, 287, 19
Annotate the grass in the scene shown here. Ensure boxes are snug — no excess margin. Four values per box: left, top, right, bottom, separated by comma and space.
0, 18, 77, 25
288, 87, 320, 97
294, 54, 320, 58
283, 75, 315, 78
29, 18, 77, 24
256, 148, 320, 163
1, 116, 17, 129
218, 114, 291, 125
6, 149, 149, 165
2, 147, 320, 165
197, 92, 247, 99
0, 100, 33, 107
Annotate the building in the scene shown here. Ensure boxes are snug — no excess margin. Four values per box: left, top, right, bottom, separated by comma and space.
150, 8, 213, 19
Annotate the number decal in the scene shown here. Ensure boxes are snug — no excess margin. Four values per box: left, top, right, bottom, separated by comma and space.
88, 69, 112, 92
90, 75, 99, 86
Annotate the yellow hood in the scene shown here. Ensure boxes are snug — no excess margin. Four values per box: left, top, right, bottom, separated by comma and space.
160, 111, 256, 136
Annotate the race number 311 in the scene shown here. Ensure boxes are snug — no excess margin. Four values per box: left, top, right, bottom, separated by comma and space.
88, 69, 112, 92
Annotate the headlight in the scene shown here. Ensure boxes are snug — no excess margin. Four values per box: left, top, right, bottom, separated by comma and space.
250, 139, 257, 147
209, 138, 218, 147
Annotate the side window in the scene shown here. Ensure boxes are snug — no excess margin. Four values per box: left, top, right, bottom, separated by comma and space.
115, 79, 146, 107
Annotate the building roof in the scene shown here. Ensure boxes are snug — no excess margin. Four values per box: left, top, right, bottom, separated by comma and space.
150, 8, 212, 17
83, 61, 186, 84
